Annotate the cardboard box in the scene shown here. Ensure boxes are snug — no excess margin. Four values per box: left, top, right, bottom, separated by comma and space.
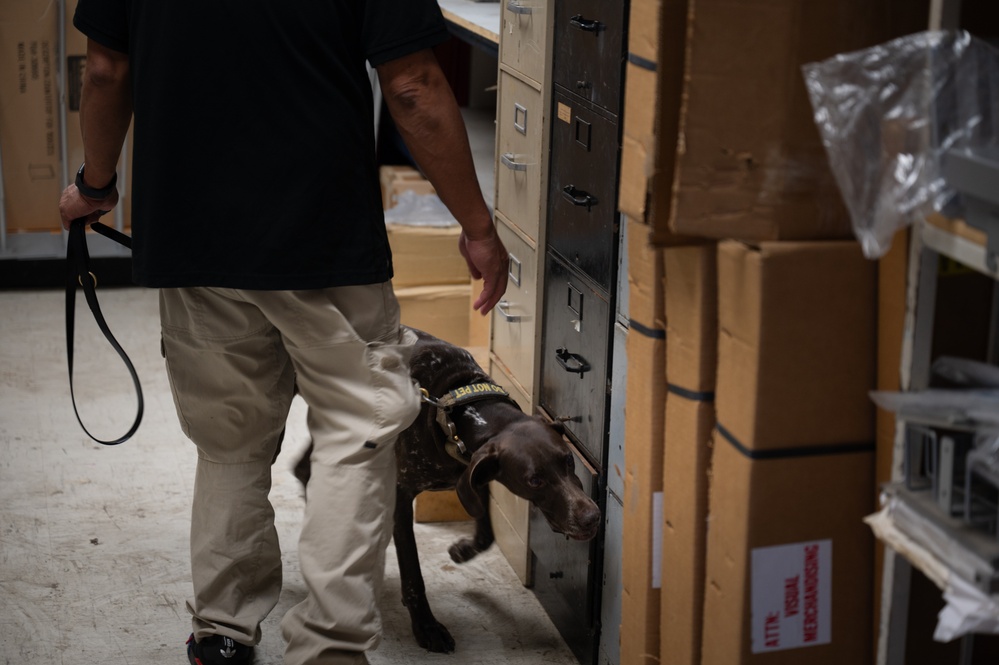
627, 219, 667, 327
660, 243, 717, 665
0, 0, 61, 232
396, 283, 471, 348
619, 61, 658, 225
618, 0, 661, 224
702, 239, 879, 664
668, 0, 930, 241
414, 490, 470, 523
386, 223, 468, 288
702, 442, 876, 665
618, 0, 688, 246
380, 165, 436, 209
715, 240, 877, 452
621, 218, 667, 665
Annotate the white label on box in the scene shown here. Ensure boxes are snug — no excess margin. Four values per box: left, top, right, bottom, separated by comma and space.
750, 540, 832, 654
652, 491, 663, 589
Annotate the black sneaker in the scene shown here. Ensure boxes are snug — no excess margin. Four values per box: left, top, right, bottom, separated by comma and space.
187, 634, 253, 665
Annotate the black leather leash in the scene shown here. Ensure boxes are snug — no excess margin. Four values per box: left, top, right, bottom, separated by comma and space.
66, 218, 143, 445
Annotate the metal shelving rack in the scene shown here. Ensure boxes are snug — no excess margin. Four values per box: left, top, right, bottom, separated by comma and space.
877, 206, 999, 663
875, 12, 999, 653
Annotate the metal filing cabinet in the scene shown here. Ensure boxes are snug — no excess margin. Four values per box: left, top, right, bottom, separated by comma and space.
531, 2, 627, 661
489, 0, 557, 588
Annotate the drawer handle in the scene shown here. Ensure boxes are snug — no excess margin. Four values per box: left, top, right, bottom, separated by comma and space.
561, 185, 598, 211
501, 153, 529, 172
569, 14, 602, 33
513, 103, 528, 135
497, 300, 522, 322
507, 0, 534, 15
556, 347, 590, 377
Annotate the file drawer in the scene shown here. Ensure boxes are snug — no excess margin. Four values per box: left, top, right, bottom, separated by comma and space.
539, 251, 612, 468
530, 438, 602, 665
491, 215, 538, 397
552, 0, 627, 116
547, 91, 620, 294
500, 0, 550, 86
488, 355, 534, 585
496, 71, 544, 243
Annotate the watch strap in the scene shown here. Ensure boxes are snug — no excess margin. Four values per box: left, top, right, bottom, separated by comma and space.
75, 164, 118, 200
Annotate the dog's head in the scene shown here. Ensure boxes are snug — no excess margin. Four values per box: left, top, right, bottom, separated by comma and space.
455, 416, 601, 541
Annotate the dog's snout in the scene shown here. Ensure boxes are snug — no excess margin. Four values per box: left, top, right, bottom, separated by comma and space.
562, 498, 601, 541
578, 505, 601, 530
579, 503, 601, 532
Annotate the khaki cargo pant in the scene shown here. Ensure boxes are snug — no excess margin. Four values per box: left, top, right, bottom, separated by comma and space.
159, 284, 421, 664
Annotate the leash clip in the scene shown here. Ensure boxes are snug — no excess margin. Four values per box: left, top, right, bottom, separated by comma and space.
420, 387, 470, 463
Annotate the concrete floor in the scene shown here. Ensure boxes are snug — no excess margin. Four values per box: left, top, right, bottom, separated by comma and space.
0, 287, 581, 664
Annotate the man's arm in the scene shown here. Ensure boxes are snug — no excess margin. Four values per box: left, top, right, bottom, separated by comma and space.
376, 49, 508, 315
59, 38, 132, 228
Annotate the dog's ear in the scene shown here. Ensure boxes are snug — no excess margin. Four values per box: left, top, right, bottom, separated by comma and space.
455, 443, 501, 518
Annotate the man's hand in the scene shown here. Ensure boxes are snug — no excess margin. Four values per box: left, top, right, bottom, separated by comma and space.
459, 228, 508, 315
59, 184, 118, 230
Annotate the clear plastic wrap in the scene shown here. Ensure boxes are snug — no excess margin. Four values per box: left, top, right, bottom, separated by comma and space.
803, 31, 999, 259
382, 190, 459, 227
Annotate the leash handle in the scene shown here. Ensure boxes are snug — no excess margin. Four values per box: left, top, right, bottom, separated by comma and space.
66, 218, 143, 445
90, 220, 132, 249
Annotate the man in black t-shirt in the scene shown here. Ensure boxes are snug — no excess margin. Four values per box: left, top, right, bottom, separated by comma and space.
59, 2, 508, 664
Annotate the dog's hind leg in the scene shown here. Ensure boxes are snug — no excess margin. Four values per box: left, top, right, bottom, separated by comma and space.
448, 485, 495, 564
394, 488, 456, 653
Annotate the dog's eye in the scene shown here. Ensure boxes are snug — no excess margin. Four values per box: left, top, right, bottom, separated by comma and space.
564, 454, 574, 469
528, 475, 546, 489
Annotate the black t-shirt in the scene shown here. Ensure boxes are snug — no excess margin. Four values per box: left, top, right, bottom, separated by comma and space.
74, 0, 449, 289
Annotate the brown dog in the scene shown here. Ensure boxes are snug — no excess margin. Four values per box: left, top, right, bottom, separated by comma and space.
292, 327, 601, 653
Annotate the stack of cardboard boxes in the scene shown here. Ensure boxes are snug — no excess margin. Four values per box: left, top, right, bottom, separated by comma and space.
1, 0, 133, 234
617, 0, 929, 663
1, 0, 62, 233
381, 164, 482, 354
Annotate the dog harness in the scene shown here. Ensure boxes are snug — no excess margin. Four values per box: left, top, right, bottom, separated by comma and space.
420, 382, 515, 465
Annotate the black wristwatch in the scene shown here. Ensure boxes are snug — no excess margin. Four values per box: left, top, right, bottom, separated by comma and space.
75, 164, 118, 200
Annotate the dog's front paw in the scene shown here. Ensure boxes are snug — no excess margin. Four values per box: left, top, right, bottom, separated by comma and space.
448, 538, 483, 564
413, 618, 456, 653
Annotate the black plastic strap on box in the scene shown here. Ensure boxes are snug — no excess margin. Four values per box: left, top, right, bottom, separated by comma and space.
716, 422, 875, 461
627, 52, 657, 72
629, 318, 666, 340
667, 383, 715, 402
